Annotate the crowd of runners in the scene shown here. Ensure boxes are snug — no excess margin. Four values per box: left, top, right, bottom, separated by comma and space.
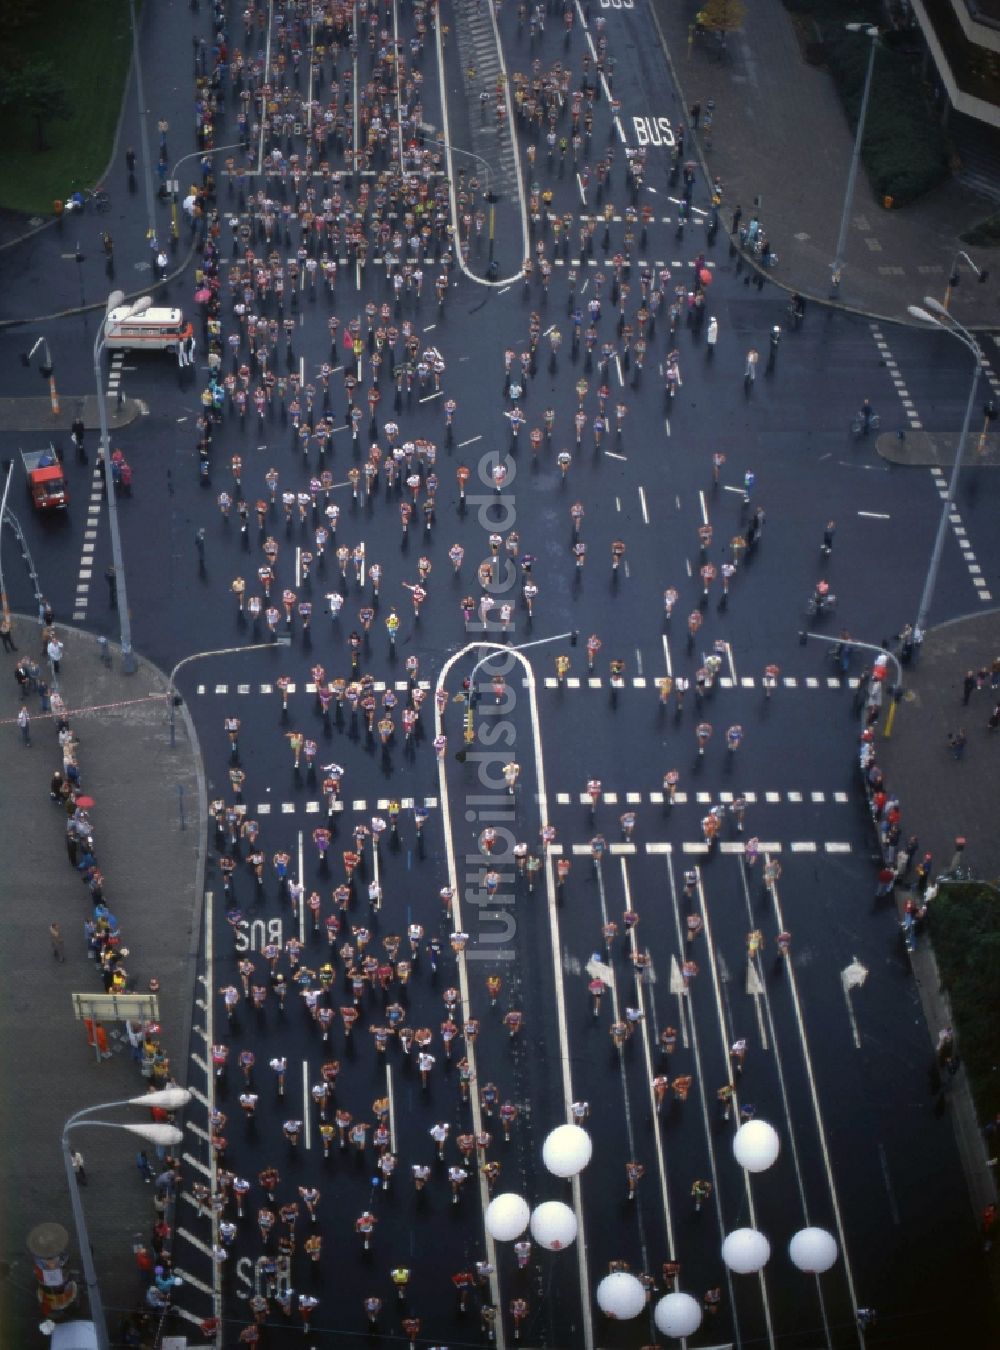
141, 0, 895, 1342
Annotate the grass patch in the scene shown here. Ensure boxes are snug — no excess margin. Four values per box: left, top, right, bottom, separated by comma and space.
0, 0, 135, 217
928, 882, 1000, 1124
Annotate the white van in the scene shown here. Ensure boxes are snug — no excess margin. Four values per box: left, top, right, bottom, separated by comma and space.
104, 301, 192, 353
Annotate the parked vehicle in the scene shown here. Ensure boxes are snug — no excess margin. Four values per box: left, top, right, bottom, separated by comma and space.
104, 299, 191, 353
22, 445, 68, 510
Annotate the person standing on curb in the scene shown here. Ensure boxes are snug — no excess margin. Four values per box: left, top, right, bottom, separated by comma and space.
71, 417, 87, 463
71, 1150, 86, 1185
49, 922, 66, 962
47, 635, 64, 680
0, 616, 15, 652
17, 706, 30, 746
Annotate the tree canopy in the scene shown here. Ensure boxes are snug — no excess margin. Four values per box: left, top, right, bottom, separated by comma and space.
696, 0, 748, 34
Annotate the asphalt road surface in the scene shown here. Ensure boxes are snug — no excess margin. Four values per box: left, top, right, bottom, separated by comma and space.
2, 0, 998, 1347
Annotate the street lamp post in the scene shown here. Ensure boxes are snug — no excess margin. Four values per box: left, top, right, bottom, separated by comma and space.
95, 292, 150, 675
62, 1089, 190, 1350
830, 24, 879, 298
907, 299, 983, 641
799, 630, 903, 735
168, 142, 244, 243
942, 248, 988, 311
421, 134, 499, 267
127, 0, 159, 251
20, 336, 61, 417
460, 632, 575, 749
168, 640, 290, 746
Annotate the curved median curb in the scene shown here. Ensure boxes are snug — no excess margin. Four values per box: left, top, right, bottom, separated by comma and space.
875, 430, 1000, 468
0, 394, 145, 437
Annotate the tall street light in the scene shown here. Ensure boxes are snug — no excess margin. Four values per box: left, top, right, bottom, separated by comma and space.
127, 0, 159, 250
907, 299, 983, 641
62, 1088, 190, 1350
942, 248, 988, 311
421, 134, 500, 270
95, 290, 150, 674
168, 639, 290, 747
830, 23, 879, 298
20, 335, 61, 417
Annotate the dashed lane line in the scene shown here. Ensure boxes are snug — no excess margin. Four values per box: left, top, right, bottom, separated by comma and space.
193, 676, 860, 695
873, 322, 992, 602
556, 840, 852, 856
252, 796, 437, 815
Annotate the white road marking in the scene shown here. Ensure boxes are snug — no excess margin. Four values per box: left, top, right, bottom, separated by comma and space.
765, 858, 864, 1345
621, 857, 676, 1257
737, 859, 836, 1345
639, 485, 649, 524
695, 865, 775, 1344
302, 1059, 311, 1151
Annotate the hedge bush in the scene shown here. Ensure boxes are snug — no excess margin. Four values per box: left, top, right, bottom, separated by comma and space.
961, 211, 1000, 247
824, 32, 950, 206
927, 882, 1000, 1124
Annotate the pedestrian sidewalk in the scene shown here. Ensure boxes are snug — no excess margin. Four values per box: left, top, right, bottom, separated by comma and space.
0, 616, 205, 1347
874, 609, 1000, 1308
651, 0, 1000, 328
880, 608, 1000, 885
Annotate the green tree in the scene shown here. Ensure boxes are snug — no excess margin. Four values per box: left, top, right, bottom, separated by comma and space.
696, 0, 747, 34
6, 58, 71, 149
0, 0, 39, 30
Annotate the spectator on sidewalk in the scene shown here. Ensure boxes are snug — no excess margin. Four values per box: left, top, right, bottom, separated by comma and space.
71, 1150, 87, 1185
0, 616, 15, 652
17, 707, 30, 746
47, 637, 64, 679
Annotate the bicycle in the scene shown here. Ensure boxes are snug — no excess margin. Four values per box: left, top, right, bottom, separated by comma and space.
851, 411, 880, 437
937, 864, 973, 883
66, 185, 111, 214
